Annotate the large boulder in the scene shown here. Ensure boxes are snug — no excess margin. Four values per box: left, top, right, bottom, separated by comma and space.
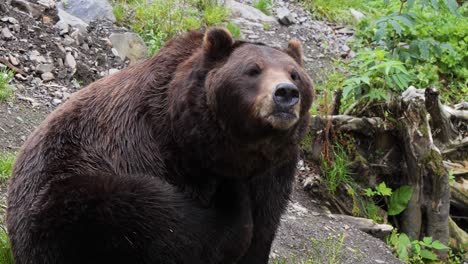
57, 0, 115, 23
224, 0, 276, 24
109, 32, 148, 65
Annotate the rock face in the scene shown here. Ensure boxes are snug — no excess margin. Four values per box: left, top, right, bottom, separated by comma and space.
57, 0, 116, 23
109, 32, 148, 65
225, 0, 277, 23
276, 7, 295, 26
56, 8, 89, 30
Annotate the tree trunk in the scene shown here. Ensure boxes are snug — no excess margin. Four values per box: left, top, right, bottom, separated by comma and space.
397, 90, 450, 259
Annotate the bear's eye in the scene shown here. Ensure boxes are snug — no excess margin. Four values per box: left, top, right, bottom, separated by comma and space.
245, 66, 261, 77
290, 71, 300, 81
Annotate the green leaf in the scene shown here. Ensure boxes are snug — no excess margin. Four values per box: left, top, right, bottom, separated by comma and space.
431, 240, 450, 250
396, 234, 411, 261
407, 0, 415, 11
420, 249, 438, 260
376, 182, 392, 196
444, 0, 460, 16
394, 15, 414, 30
375, 23, 387, 42
388, 186, 413, 215
364, 188, 375, 197
389, 20, 402, 35
430, 0, 439, 10
418, 40, 430, 61
423, 237, 433, 245
343, 85, 354, 99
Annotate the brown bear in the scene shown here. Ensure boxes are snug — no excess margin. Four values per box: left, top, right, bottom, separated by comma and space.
6, 28, 314, 264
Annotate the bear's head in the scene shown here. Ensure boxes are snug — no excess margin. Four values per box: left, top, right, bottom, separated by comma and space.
202, 28, 314, 140
167, 28, 314, 178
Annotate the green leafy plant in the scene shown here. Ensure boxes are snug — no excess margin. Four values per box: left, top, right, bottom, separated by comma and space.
342, 49, 414, 103
253, 0, 272, 15
351, 0, 467, 103
271, 233, 351, 264
387, 185, 413, 216
0, 227, 14, 264
0, 69, 14, 101
387, 230, 450, 263
204, 4, 230, 26
226, 23, 241, 38
112, 4, 126, 24
112, 0, 232, 54
364, 182, 392, 197
320, 144, 352, 194
0, 153, 15, 183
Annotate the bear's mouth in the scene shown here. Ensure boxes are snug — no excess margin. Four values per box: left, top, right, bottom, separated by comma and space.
272, 111, 297, 119
266, 111, 299, 130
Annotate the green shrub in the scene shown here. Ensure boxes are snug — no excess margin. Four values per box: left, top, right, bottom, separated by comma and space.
320, 144, 352, 194
204, 4, 230, 26
226, 22, 241, 38
0, 153, 15, 183
112, 4, 126, 24
352, 1, 467, 103
0, 69, 13, 101
0, 227, 13, 264
253, 0, 272, 15
112, 0, 233, 55
387, 230, 450, 263
302, 0, 399, 24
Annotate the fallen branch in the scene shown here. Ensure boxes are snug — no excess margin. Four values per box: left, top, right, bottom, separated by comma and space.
443, 105, 468, 121
0, 57, 27, 76
441, 137, 468, 155
310, 115, 393, 136
329, 214, 393, 239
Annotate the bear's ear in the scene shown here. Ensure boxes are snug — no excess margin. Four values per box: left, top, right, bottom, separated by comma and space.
203, 28, 234, 60
286, 40, 304, 67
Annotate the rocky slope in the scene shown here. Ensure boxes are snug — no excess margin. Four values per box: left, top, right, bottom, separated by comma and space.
0, 0, 402, 263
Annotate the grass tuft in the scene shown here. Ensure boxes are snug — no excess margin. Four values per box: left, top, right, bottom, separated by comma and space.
204, 4, 230, 26
0, 69, 14, 101
253, 0, 272, 15
111, 0, 232, 55
226, 22, 241, 38
320, 143, 352, 194
0, 227, 13, 264
0, 153, 15, 183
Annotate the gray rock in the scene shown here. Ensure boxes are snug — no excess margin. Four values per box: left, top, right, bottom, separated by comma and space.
2, 27, 14, 39
276, 7, 295, 26
1, 17, 19, 24
109, 32, 148, 65
225, 0, 276, 24
62, 92, 71, 100
8, 54, 19, 66
10, 0, 45, 19
71, 29, 87, 45
350, 8, 365, 20
108, 68, 119, 75
37, 0, 55, 9
29, 50, 47, 64
65, 53, 76, 69
56, 8, 89, 32
57, 0, 116, 23
62, 35, 75, 46
41, 72, 55, 81
36, 63, 54, 74
52, 98, 62, 106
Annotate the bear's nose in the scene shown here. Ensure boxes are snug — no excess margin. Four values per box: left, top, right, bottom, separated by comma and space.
273, 83, 300, 109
